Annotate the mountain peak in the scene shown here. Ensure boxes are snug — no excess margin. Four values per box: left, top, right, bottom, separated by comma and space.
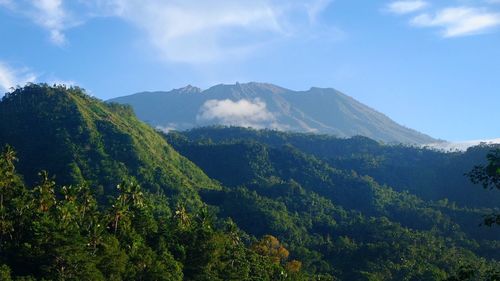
308, 86, 338, 92
207, 82, 289, 95
175, 84, 202, 94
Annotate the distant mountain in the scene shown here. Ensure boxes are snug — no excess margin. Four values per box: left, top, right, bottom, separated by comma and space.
0, 84, 217, 203
108, 82, 437, 144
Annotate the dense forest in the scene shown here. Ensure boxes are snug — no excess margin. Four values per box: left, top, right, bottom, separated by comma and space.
0, 85, 498, 280
0, 146, 309, 280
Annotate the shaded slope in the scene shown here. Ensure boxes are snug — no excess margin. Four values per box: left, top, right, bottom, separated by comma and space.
171, 126, 500, 208
170, 140, 379, 213
167, 130, 500, 237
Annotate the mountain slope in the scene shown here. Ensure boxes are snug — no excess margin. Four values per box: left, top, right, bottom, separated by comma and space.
169, 126, 500, 208
164, 128, 500, 278
109, 82, 437, 144
0, 84, 218, 202
166, 127, 500, 226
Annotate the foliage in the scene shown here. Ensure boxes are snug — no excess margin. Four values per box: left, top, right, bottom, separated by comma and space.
0, 84, 218, 209
170, 127, 500, 208
468, 149, 500, 190
467, 149, 500, 226
0, 148, 304, 280
168, 127, 500, 279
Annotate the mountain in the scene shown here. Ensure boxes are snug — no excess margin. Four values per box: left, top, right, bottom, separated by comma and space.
108, 82, 437, 144
0, 84, 218, 204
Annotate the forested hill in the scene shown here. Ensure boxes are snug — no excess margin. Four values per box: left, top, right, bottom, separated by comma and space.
0, 85, 498, 280
0, 84, 217, 204
108, 82, 438, 145
168, 126, 500, 208
166, 126, 500, 278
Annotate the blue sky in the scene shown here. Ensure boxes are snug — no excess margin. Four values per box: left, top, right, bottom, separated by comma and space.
0, 0, 499, 141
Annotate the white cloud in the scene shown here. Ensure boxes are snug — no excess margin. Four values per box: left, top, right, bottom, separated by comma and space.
0, 0, 78, 45
110, 0, 284, 63
32, 0, 68, 45
197, 98, 280, 128
425, 138, 500, 152
411, 7, 500, 37
0, 62, 37, 93
109, 0, 335, 63
0, 0, 334, 63
387, 1, 428, 15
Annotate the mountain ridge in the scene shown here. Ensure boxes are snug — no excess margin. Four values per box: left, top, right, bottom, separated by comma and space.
109, 82, 438, 145
0, 84, 218, 204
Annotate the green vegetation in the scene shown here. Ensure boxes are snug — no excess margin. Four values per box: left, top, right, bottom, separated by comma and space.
0, 84, 218, 207
467, 149, 500, 226
0, 85, 498, 280
167, 128, 499, 279
170, 127, 500, 208
0, 147, 304, 280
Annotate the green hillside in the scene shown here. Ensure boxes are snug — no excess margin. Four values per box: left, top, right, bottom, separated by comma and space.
166, 127, 500, 279
0, 84, 218, 204
0, 147, 304, 280
170, 126, 500, 208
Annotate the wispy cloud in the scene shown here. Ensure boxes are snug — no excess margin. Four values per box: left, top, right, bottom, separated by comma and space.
385, 0, 500, 38
411, 7, 500, 37
110, 0, 334, 63
0, 0, 334, 63
387, 1, 428, 15
32, 0, 68, 45
0, 62, 37, 93
111, 0, 284, 63
0, 61, 79, 93
306, 0, 333, 23
0, 0, 78, 45
0, 0, 13, 8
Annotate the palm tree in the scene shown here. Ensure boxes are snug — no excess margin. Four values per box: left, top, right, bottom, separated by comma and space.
174, 204, 190, 229
33, 171, 56, 212
0, 145, 17, 211
111, 180, 144, 234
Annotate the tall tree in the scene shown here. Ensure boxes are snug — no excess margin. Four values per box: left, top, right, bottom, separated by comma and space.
467, 149, 500, 226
